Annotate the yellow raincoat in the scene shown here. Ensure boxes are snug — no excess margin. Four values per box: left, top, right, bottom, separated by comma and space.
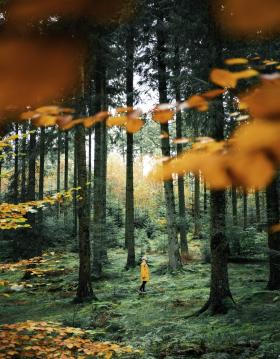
140, 262, 150, 282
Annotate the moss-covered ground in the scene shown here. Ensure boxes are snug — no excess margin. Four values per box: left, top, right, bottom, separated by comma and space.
0, 243, 280, 358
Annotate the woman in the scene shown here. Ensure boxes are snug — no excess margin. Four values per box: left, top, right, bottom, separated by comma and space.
139, 256, 150, 293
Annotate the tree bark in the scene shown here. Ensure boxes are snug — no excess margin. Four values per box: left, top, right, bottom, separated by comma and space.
174, 43, 188, 262
232, 186, 238, 226
92, 41, 108, 277
38, 127, 45, 223
75, 125, 95, 300
14, 123, 19, 203
194, 174, 201, 238
255, 190, 261, 230
243, 189, 248, 230
125, 26, 136, 269
73, 138, 78, 238
21, 123, 27, 202
266, 176, 280, 290
57, 131, 61, 218
156, 10, 181, 271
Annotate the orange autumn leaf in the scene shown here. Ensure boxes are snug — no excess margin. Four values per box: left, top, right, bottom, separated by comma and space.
116, 106, 134, 114
106, 116, 127, 128
201, 89, 225, 100
152, 106, 174, 123
241, 79, 280, 118
210, 69, 238, 88
216, 0, 280, 37
56, 115, 73, 129
225, 58, 249, 65
32, 115, 57, 127
234, 120, 280, 162
173, 137, 190, 144
20, 111, 40, 120
36, 106, 60, 115
58, 118, 84, 131
0, 38, 82, 114
186, 95, 209, 111
270, 224, 280, 234
126, 118, 144, 133
6, 0, 135, 25
83, 111, 109, 128
210, 68, 258, 88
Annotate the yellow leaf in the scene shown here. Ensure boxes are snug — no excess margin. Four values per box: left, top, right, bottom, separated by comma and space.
126, 118, 144, 133
152, 106, 174, 123
106, 116, 127, 128
225, 58, 249, 65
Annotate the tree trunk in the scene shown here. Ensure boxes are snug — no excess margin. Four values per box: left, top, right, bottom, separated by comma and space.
194, 174, 201, 238
174, 43, 188, 263
88, 128, 92, 201
204, 182, 208, 214
199, 4, 233, 312
92, 42, 107, 277
14, 123, 19, 203
125, 26, 136, 269
73, 138, 78, 238
232, 186, 238, 226
57, 131, 61, 218
243, 189, 248, 230
64, 131, 69, 224
156, 11, 181, 271
21, 123, 27, 202
255, 190, 261, 230
75, 125, 95, 301
38, 127, 45, 223
266, 176, 280, 290
27, 129, 36, 202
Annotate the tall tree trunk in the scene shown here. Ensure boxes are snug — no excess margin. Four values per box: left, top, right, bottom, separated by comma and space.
14, 123, 19, 203
88, 128, 92, 200
64, 131, 69, 224
92, 42, 107, 277
125, 26, 136, 269
232, 186, 238, 225
174, 43, 188, 262
21, 123, 27, 202
255, 190, 261, 230
200, 3, 233, 313
64, 132, 69, 191
156, 10, 181, 271
26, 127, 41, 256
204, 182, 208, 214
266, 176, 280, 290
57, 131, 61, 218
243, 189, 248, 230
194, 174, 201, 238
75, 125, 95, 301
27, 129, 36, 202
38, 127, 45, 223
73, 139, 78, 238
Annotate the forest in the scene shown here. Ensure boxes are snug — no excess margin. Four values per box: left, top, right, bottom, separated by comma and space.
0, 0, 280, 358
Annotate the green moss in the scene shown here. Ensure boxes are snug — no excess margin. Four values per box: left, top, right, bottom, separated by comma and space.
0, 248, 280, 358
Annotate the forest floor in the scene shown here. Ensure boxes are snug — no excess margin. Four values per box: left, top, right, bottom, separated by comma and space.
0, 242, 280, 359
